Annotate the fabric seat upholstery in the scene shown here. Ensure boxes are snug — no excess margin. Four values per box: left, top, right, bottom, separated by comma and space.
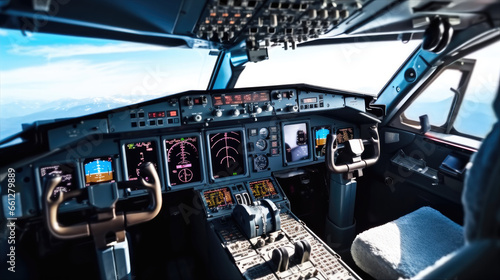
351, 80, 500, 279
351, 207, 463, 279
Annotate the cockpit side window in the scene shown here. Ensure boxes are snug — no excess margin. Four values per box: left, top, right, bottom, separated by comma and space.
397, 40, 500, 141
402, 69, 462, 127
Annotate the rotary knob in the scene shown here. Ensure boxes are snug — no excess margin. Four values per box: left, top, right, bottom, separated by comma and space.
254, 106, 263, 115
193, 114, 202, 122
288, 105, 299, 112
256, 238, 266, 248
265, 104, 274, 112
232, 109, 241, 116
186, 97, 194, 106
213, 109, 223, 117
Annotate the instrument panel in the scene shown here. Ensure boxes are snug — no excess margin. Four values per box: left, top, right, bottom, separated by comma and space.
208, 129, 247, 180
6, 85, 372, 218
164, 135, 203, 187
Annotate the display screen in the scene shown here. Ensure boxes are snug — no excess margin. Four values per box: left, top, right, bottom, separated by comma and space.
124, 141, 159, 182
148, 111, 165, 118
315, 127, 331, 157
284, 123, 309, 163
83, 157, 115, 186
337, 127, 354, 144
249, 179, 278, 200
213, 91, 269, 106
209, 131, 245, 179
204, 187, 233, 209
302, 97, 317, 104
40, 163, 76, 198
165, 136, 202, 186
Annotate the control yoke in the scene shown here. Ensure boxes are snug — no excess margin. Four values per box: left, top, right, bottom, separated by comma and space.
44, 162, 162, 249
326, 125, 380, 178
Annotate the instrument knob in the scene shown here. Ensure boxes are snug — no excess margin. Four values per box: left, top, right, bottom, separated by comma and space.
193, 114, 202, 122
214, 109, 223, 117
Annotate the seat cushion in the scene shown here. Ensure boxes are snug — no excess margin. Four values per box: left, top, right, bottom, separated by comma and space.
351, 207, 463, 279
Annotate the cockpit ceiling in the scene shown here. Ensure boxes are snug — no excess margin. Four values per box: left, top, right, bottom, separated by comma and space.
194, 0, 369, 49
0, 0, 498, 50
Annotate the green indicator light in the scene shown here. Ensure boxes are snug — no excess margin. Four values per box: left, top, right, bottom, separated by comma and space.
127, 144, 135, 149
233, 172, 237, 175
181, 138, 185, 141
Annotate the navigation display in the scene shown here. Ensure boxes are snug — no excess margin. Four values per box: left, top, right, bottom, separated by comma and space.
124, 141, 159, 182
315, 127, 330, 157
40, 163, 77, 198
337, 127, 354, 144
213, 91, 269, 106
284, 122, 309, 163
249, 179, 278, 200
203, 187, 233, 209
165, 136, 202, 186
83, 157, 115, 187
209, 131, 245, 179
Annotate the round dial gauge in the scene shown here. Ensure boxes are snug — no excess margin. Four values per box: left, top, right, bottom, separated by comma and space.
255, 139, 267, 151
259, 127, 269, 139
254, 155, 269, 171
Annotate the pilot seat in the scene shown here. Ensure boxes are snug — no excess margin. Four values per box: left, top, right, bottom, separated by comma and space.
350, 90, 500, 279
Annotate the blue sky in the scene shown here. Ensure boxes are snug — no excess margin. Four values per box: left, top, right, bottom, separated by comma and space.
0, 28, 216, 139
0, 28, 215, 104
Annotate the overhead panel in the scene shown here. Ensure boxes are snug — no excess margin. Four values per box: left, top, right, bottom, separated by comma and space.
194, 0, 370, 49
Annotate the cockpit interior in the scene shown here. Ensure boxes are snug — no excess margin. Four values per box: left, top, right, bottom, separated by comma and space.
0, 0, 499, 279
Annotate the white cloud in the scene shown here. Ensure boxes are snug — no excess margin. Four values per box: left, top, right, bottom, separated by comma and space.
9, 42, 167, 59
0, 57, 204, 104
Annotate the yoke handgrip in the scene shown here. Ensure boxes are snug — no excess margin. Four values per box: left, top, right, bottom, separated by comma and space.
44, 162, 162, 240
326, 125, 380, 174
44, 177, 90, 239
124, 162, 162, 226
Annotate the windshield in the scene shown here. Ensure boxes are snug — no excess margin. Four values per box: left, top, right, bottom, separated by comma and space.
0, 29, 217, 141
236, 40, 421, 95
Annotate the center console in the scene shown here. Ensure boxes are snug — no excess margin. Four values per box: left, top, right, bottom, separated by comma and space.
199, 177, 361, 280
